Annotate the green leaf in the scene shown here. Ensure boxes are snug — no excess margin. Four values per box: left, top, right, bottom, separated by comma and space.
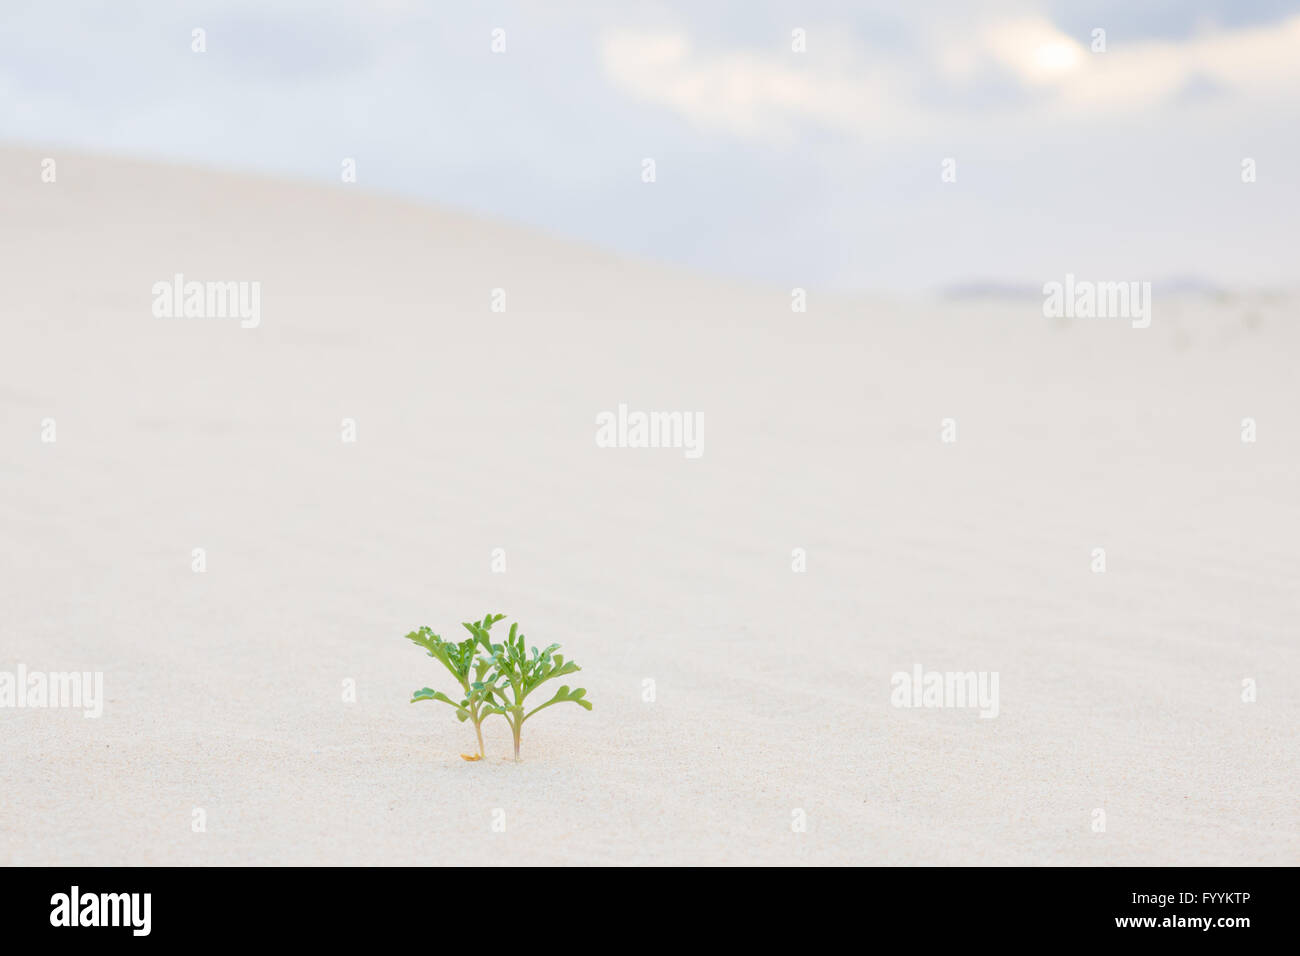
410, 687, 458, 707
523, 683, 594, 721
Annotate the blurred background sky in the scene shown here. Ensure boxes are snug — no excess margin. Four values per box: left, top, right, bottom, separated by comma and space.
3, 0, 1298, 292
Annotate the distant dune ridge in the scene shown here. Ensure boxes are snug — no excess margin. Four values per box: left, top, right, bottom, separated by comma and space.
2, 146, 1297, 865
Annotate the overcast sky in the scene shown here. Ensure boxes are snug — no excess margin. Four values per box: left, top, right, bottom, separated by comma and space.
3, 0, 1298, 291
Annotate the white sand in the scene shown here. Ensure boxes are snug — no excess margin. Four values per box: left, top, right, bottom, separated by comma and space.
1, 146, 1297, 865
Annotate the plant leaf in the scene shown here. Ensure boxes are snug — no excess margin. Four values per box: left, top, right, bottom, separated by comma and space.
410, 687, 458, 707
523, 683, 593, 721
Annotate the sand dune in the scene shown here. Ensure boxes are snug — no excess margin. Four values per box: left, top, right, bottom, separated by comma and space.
1, 146, 1296, 865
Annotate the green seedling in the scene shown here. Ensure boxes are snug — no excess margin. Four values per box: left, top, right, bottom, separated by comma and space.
402, 613, 591, 761
470, 619, 592, 761
404, 613, 506, 761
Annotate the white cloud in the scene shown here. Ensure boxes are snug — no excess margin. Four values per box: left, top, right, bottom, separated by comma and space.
599, 29, 910, 142
601, 14, 1300, 141
975, 18, 1087, 84
1052, 13, 1300, 110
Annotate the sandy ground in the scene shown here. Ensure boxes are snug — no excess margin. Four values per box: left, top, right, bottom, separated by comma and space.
1, 145, 1297, 865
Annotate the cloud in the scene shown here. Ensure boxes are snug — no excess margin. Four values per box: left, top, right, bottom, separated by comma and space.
598, 29, 911, 142
1048, 13, 1300, 110
600, 13, 1300, 142
964, 18, 1089, 85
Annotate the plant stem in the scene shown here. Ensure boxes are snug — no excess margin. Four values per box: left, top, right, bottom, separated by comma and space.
511, 718, 522, 761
